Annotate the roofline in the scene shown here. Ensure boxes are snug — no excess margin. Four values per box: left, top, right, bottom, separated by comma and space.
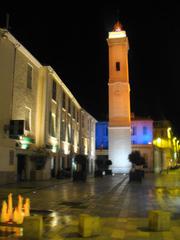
45, 66, 82, 109
1, 28, 42, 68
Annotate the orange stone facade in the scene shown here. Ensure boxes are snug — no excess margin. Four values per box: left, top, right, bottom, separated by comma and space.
107, 23, 131, 173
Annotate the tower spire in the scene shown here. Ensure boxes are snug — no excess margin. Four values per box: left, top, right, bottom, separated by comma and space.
116, 9, 120, 21
6, 13, 10, 30
113, 9, 123, 32
113, 21, 123, 32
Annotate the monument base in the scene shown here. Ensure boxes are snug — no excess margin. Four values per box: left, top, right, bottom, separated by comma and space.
109, 126, 131, 173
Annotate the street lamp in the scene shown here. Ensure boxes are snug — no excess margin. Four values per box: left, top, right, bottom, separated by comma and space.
177, 140, 180, 163
167, 127, 172, 139
173, 137, 177, 164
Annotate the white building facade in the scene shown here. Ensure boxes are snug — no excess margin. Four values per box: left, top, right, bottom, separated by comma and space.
0, 28, 96, 184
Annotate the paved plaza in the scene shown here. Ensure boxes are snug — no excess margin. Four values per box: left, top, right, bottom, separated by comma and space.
1, 170, 180, 239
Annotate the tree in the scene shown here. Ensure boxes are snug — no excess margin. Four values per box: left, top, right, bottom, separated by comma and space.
105, 160, 112, 169
128, 151, 145, 182
73, 154, 88, 181
128, 151, 144, 166
74, 154, 88, 171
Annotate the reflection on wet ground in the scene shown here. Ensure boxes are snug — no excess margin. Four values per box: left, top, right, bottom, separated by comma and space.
1, 171, 180, 239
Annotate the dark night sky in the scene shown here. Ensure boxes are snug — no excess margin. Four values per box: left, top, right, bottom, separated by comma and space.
1, 2, 180, 136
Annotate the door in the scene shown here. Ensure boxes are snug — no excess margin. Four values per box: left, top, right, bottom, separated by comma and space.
17, 154, 26, 181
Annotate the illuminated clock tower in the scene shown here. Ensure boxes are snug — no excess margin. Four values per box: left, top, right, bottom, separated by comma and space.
107, 21, 131, 173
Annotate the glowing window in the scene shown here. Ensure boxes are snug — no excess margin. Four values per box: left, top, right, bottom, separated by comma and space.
116, 62, 120, 71
67, 116, 71, 143
61, 111, 66, 141
49, 112, 56, 137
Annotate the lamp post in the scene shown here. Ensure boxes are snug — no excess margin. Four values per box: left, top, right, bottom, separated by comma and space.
167, 127, 173, 168
167, 127, 171, 140
176, 140, 179, 163
173, 137, 177, 166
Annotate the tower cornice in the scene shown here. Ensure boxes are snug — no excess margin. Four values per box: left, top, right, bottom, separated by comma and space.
107, 37, 129, 49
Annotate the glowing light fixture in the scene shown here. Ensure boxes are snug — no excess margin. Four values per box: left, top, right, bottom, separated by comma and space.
52, 145, 57, 153
173, 137, 177, 146
64, 142, 70, 155
157, 137, 161, 145
109, 21, 126, 39
74, 144, 78, 153
109, 31, 126, 39
19, 136, 33, 149
167, 127, 171, 139
113, 21, 123, 32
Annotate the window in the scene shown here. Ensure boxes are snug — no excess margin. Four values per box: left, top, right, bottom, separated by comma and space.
67, 116, 71, 143
52, 80, 56, 101
27, 64, 33, 89
72, 105, 75, 119
9, 150, 14, 165
62, 91, 66, 109
81, 114, 84, 128
49, 112, 56, 137
61, 111, 66, 141
52, 113, 56, 137
105, 126, 108, 136
77, 111, 79, 123
77, 126, 79, 146
88, 119, 91, 131
25, 107, 31, 131
143, 126, 147, 135
68, 98, 71, 114
116, 62, 120, 71
72, 128, 74, 144
131, 126, 136, 136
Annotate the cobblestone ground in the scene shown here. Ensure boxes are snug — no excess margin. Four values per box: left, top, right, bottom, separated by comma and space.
1, 170, 180, 239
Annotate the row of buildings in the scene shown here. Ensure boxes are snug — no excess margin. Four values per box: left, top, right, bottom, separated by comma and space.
96, 117, 180, 173
1, 25, 179, 184
0, 28, 96, 184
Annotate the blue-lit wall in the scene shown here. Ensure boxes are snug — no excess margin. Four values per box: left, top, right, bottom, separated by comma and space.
96, 122, 108, 149
96, 120, 153, 149
131, 120, 153, 144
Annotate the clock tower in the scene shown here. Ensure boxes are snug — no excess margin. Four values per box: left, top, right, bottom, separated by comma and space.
107, 21, 131, 173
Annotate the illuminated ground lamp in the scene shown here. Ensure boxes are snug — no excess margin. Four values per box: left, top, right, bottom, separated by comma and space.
19, 136, 33, 149
0, 193, 30, 225
0, 193, 43, 239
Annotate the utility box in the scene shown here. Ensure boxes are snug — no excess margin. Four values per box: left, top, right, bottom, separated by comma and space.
148, 210, 171, 231
23, 215, 43, 239
79, 214, 101, 237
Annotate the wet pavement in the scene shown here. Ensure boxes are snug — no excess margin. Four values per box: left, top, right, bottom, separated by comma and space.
1, 170, 180, 239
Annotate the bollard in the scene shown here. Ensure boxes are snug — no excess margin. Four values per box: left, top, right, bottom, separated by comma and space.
79, 214, 101, 237
148, 210, 171, 231
23, 215, 43, 239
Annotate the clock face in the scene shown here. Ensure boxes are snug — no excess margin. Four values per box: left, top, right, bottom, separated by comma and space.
109, 83, 130, 122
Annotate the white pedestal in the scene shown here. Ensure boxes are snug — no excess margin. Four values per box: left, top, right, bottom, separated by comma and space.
109, 126, 131, 173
